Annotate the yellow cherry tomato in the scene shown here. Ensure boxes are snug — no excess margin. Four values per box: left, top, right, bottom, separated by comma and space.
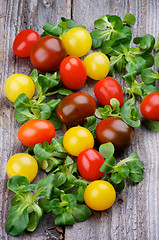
84, 180, 116, 210
6, 153, 38, 182
83, 52, 110, 80
62, 27, 92, 57
63, 126, 94, 156
4, 73, 35, 102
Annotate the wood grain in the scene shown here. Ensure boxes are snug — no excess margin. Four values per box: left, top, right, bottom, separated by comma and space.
0, 0, 159, 240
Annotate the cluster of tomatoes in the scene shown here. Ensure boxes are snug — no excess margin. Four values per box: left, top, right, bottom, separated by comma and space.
4, 25, 158, 212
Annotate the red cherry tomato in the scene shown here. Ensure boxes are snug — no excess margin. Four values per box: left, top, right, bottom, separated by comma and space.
95, 117, 134, 150
30, 36, 67, 72
56, 92, 96, 126
59, 56, 87, 90
77, 148, 105, 181
140, 92, 159, 121
94, 77, 123, 106
17, 119, 55, 147
13, 29, 41, 57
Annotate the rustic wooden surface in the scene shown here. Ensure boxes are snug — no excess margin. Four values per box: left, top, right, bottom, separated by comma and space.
1, 0, 159, 239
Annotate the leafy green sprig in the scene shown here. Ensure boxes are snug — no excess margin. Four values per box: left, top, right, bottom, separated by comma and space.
14, 69, 72, 129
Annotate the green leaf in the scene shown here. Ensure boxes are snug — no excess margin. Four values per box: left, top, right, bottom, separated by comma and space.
128, 162, 143, 182
110, 172, 122, 184
84, 116, 97, 132
46, 99, 61, 111
116, 166, 129, 178
110, 98, 120, 113
38, 104, 51, 119
102, 39, 113, 54
108, 15, 123, 30
48, 111, 63, 130
141, 68, 159, 84
100, 155, 116, 173
58, 17, 76, 36
94, 15, 111, 30
14, 93, 30, 109
73, 205, 91, 221
29, 69, 38, 83
26, 204, 43, 232
55, 210, 75, 225
38, 198, 51, 213
111, 26, 132, 42
35, 172, 55, 198
154, 38, 159, 49
99, 142, 115, 158
56, 88, 73, 96
109, 179, 125, 192
126, 56, 146, 74
50, 198, 63, 215
155, 52, 159, 68
43, 23, 62, 37
97, 105, 112, 119
90, 30, 109, 49
7, 175, 30, 193
63, 194, 77, 209
15, 108, 35, 123
139, 34, 155, 52
143, 119, 159, 132
122, 13, 136, 25
64, 156, 74, 167
141, 84, 159, 99
72, 186, 86, 203
52, 172, 66, 187
11, 194, 24, 206
141, 53, 154, 68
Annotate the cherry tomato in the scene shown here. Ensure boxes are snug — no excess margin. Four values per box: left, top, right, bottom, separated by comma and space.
57, 92, 96, 126
95, 117, 134, 150
77, 148, 105, 181
17, 119, 55, 147
63, 126, 94, 156
4, 74, 35, 102
30, 36, 67, 72
140, 92, 159, 121
84, 180, 116, 211
83, 52, 110, 80
59, 56, 87, 90
62, 27, 92, 57
94, 77, 123, 106
6, 153, 38, 182
13, 29, 41, 57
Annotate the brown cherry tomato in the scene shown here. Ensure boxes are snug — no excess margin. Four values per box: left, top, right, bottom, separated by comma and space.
95, 117, 134, 150
56, 92, 96, 126
30, 36, 67, 72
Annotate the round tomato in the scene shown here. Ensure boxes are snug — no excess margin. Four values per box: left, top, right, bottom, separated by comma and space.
77, 148, 105, 181
6, 153, 38, 182
57, 92, 96, 126
17, 119, 55, 147
94, 77, 123, 106
95, 117, 134, 150
4, 74, 35, 102
140, 92, 159, 121
83, 52, 110, 80
62, 27, 92, 57
30, 36, 67, 72
84, 180, 116, 211
13, 29, 41, 57
63, 126, 94, 156
59, 56, 87, 90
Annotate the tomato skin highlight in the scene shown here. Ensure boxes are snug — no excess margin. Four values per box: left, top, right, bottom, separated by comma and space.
62, 27, 92, 57
4, 73, 35, 102
30, 36, 67, 72
84, 180, 116, 211
13, 29, 41, 57
17, 119, 55, 147
56, 92, 96, 126
6, 153, 38, 182
77, 148, 105, 181
94, 77, 123, 106
95, 117, 134, 150
140, 92, 159, 121
63, 126, 94, 156
59, 56, 87, 90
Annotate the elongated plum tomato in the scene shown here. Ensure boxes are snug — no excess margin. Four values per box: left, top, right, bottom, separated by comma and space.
95, 117, 134, 150
59, 56, 87, 90
4, 74, 35, 102
140, 92, 159, 121
63, 126, 94, 156
83, 52, 110, 80
13, 29, 41, 57
30, 36, 67, 72
94, 77, 123, 106
62, 27, 92, 57
77, 148, 105, 181
56, 92, 96, 126
6, 153, 38, 182
84, 180, 116, 211
17, 119, 55, 147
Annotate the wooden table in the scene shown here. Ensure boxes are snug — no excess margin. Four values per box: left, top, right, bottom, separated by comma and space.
1, 0, 159, 239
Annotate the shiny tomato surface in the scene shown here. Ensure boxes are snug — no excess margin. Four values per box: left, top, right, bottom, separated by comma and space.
57, 92, 96, 126
77, 148, 105, 181
94, 77, 123, 106
17, 119, 55, 147
95, 117, 134, 150
30, 36, 67, 72
13, 29, 41, 57
59, 56, 87, 90
140, 92, 159, 121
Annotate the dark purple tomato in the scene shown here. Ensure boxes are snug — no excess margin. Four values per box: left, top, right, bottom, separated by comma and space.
95, 117, 134, 150
30, 36, 67, 72
56, 92, 96, 126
